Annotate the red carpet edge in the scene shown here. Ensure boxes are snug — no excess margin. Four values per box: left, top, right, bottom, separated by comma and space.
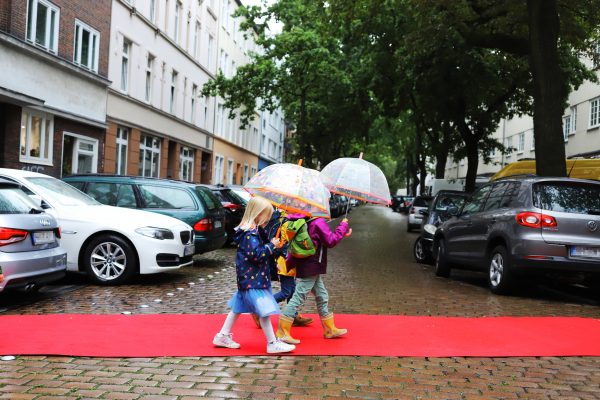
1, 314, 599, 357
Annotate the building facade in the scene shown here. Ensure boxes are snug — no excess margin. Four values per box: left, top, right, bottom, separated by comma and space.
105, 0, 217, 183
258, 107, 285, 170
445, 58, 600, 180
0, 0, 111, 177
212, 0, 261, 185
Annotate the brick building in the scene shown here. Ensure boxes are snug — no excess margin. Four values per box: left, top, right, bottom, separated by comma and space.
0, 0, 111, 177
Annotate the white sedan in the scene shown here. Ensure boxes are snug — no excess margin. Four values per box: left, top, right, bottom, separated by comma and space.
0, 169, 195, 285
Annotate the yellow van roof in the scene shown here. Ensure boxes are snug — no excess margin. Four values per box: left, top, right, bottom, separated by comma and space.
490, 159, 600, 181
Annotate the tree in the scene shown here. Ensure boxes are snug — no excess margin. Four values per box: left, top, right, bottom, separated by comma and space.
443, 0, 600, 176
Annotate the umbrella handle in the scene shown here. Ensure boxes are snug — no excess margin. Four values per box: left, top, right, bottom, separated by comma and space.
345, 198, 350, 218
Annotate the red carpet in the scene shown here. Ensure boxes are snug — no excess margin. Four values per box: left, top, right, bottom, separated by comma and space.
1, 314, 599, 357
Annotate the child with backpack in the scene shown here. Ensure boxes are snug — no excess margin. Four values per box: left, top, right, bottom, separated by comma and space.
212, 196, 295, 354
276, 214, 352, 344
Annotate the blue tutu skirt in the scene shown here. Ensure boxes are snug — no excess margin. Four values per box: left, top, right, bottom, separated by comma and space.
228, 289, 280, 317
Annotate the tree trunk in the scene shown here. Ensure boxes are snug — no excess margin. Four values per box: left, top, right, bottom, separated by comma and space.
434, 148, 448, 179
464, 140, 480, 193
527, 0, 567, 176
298, 89, 313, 168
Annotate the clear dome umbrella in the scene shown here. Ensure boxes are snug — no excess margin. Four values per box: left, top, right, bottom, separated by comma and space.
244, 162, 331, 218
320, 154, 391, 217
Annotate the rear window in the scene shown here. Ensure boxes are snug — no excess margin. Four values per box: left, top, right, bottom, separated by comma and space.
195, 187, 220, 211
0, 186, 38, 214
413, 197, 431, 207
533, 182, 600, 215
223, 189, 247, 205
139, 185, 196, 209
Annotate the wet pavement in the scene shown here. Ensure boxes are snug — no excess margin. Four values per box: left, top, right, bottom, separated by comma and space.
1, 205, 599, 399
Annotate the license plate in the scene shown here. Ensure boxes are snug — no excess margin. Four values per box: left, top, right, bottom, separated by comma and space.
214, 220, 222, 228
33, 230, 55, 245
570, 246, 600, 259
184, 244, 195, 256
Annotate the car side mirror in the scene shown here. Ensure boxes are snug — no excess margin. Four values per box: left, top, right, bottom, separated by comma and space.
419, 209, 429, 216
447, 206, 459, 216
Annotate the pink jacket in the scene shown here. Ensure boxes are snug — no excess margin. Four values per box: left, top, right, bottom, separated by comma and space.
286, 215, 349, 278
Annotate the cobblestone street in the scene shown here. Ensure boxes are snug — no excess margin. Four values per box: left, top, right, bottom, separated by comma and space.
1, 206, 599, 399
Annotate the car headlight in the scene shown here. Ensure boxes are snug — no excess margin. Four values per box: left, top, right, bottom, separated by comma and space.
423, 224, 437, 235
135, 227, 175, 240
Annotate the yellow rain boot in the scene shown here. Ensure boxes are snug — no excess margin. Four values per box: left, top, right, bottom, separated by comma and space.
276, 315, 301, 344
251, 314, 261, 329
320, 314, 347, 339
293, 314, 314, 327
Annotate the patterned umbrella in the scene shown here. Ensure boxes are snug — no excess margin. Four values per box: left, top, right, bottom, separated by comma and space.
244, 163, 331, 218
320, 156, 392, 209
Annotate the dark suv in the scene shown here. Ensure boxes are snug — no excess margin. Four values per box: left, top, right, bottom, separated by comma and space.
433, 177, 600, 294
63, 175, 227, 254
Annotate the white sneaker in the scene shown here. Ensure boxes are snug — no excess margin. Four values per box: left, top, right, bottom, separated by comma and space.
213, 333, 240, 349
267, 339, 295, 354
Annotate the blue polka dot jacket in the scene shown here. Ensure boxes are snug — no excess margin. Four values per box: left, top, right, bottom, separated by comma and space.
233, 227, 275, 291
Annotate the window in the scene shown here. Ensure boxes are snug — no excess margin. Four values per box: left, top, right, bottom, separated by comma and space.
207, 34, 214, 68
483, 182, 508, 212
251, 166, 257, 178
139, 185, 195, 209
214, 155, 224, 184
149, 0, 156, 23
530, 129, 535, 150
563, 106, 577, 140
73, 20, 100, 72
139, 135, 161, 178
121, 39, 131, 92
179, 146, 194, 182
145, 54, 154, 103
62, 134, 98, 175
26, 0, 59, 53
227, 159, 234, 184
191, 84, 198, 123
174, 1, 182, 43
499, 182, 521, 208
461, 185, 492, 216
517, 132, 525, 153
590, 97, 600, 128
194, 22, 201, 59
216, 103, 224, 135
87, 183, 136, 208
243, 164, 249, 184
170, 70, 178, 114
116, 127, 128, 175
20, 108, 53, 165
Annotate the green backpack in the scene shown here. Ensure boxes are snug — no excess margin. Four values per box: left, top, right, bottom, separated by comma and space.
283, 218, 316, 258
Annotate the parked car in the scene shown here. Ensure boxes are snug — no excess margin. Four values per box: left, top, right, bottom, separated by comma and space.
329, 194, 342, 218
400, 196, 414, 213
0, 178, 67, 292
208, 185, 248, 242
413, 190, 469, 264
433, 177, 600, 294
0, 169, 194, 285
229, 185, 251, 203
391, 195, 404, 212
407, 196, 432, 232
63, 175, 227, 254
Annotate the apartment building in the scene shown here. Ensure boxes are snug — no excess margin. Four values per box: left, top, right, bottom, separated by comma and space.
258, 107, 285, 169
0, 0, 111, 177
445, 60, 600, 180
212, 0, 261, 185
105, 0, 218, 183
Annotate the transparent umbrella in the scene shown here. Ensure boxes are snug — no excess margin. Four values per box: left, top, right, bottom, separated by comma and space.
320, 155, 391, 216
244, 163, 331, 218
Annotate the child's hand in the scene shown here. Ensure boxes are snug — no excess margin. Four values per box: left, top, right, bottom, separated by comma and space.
271, 237, 281, 247
345, 228, 353, 237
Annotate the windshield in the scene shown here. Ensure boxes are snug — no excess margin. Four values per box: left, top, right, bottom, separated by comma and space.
224, 189, 248, 205
533, 181, 600, 215
0, 186, 39, 214
27, 177, 100, 206
434, 194, 467, 211
232, 188, 251, 203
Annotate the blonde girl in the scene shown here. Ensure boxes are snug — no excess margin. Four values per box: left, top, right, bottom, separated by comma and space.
212, 196, 295, 354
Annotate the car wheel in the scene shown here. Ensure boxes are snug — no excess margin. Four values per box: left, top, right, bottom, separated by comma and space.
83, 234, 137, 285
488, 245, 515, 295
413, 236, 433, 264
434, 238, 451, 277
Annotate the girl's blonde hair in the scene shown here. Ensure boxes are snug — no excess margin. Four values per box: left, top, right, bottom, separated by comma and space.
237, 196, 273, 231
